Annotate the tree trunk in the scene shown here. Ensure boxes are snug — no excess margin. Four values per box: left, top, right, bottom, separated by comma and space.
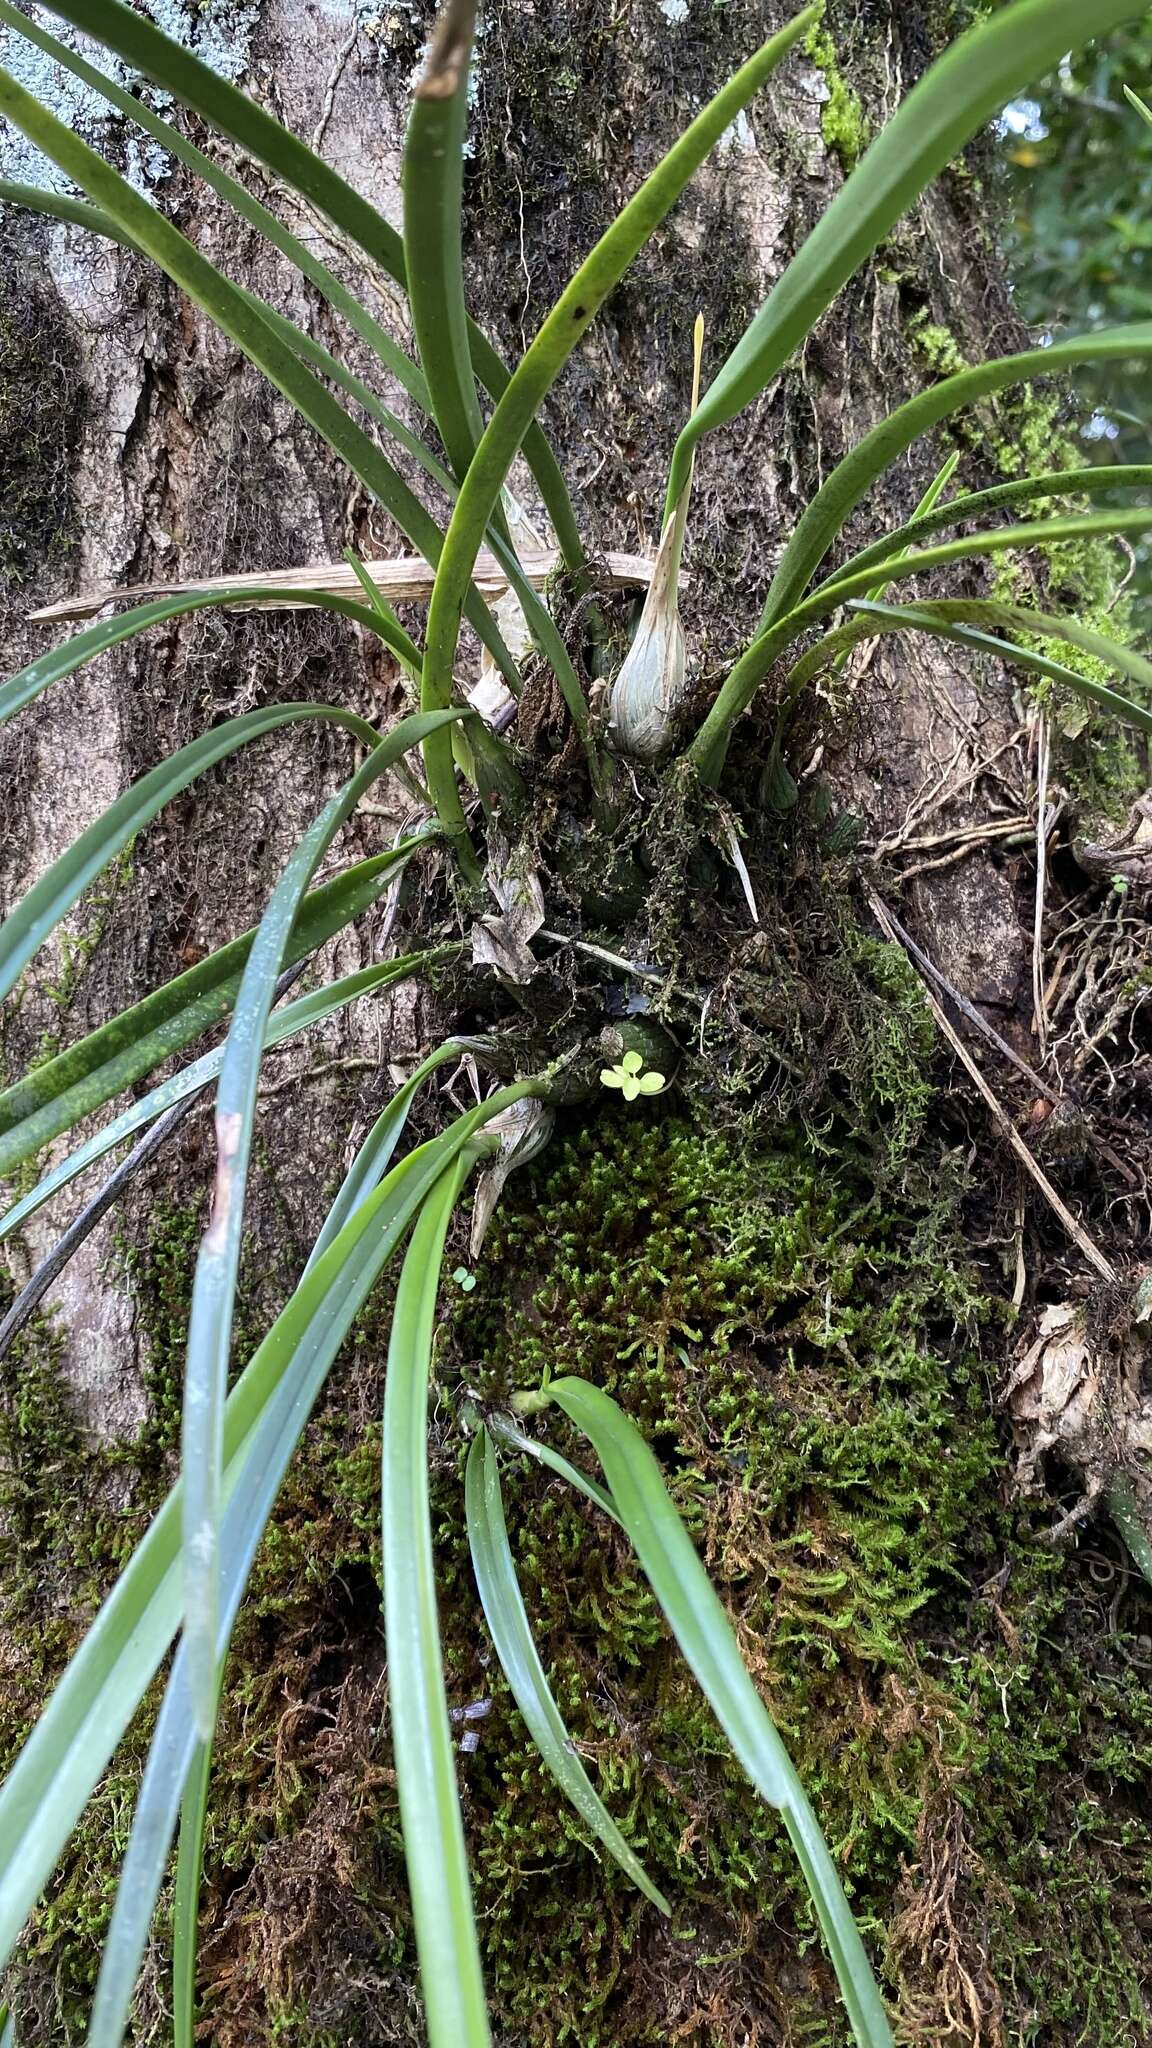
2, 3, 1149, 2044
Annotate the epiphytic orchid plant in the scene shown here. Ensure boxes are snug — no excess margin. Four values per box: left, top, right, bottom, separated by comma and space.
1, 0, 1152, 2041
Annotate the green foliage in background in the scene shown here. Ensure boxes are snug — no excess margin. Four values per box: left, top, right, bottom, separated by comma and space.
1005, 21, 1152, 460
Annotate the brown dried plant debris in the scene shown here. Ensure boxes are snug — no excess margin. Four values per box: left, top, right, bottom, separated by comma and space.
1006, 1287, 1152, 1537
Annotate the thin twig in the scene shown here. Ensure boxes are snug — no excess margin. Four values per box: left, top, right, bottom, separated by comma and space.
1011, 1182, 1027, 1312
869, 727, 1028, 857
257, 1054, 379, 1099
27, 550, 656, 625
872, 897, 1136, 1185
539, 930, 662, 983
1032, 716, 1052, 1062
311, 13, 359, 153
873, 895, 1061, 1104
897, 833, 1029, 883
889, 815, 1031, 855
868, 890, 1117, 1283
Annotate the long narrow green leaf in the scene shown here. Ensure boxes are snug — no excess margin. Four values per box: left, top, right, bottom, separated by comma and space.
0, 0, 430, 413
542, 1377, 893, 2048
760, 325, 1152, 630
94, 1142, 478, 2048
87, 1666, 221, 2048
404, 1, 488, 485
382, 1157, 492, 2048
811, 509, 1152, 610
486, 1411, 620, 1525
0, 175, 132, 246
0, 156, 594, 767
1, 112, 539, 703
344, 554, 423, 683
687, 507, 1152, 778
180, 711, 459, 1737
96, 1104, 428, 2048
0, 173, 536, 664
302, 1039, 461, 1276
0, 847, 428, 1157
787, 598, 1152, 734
0, 951, 450, 1239
465, 1429, 668, 1911
665, 0, 1152, 511
0, 64, 521, 692
326, 425, 597, 771
830, 448, 957, 673
824, 463, 1152, 592
417, 3, 819, 858
343, 455, 598, 777
172, 1738, 212, 2048
0, 1082, 535, 1973
0, 1166, 412, 1972
33, 0, 586, 577
787, 606, 1100, 696
0, 701, 383, 1005
0, 587, 385, 733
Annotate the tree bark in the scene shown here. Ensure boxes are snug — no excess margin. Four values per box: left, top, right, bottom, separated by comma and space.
0, 0, 1022, 1410
2, 3, 1148, 2045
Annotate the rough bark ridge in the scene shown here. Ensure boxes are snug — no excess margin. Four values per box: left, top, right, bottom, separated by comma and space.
1, 2, 1150, 2044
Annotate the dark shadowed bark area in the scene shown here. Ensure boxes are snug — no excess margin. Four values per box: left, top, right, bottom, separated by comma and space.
1, 2, 1150, 2044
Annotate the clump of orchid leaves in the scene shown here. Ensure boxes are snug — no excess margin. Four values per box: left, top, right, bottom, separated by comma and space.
1, 0, 1152, 2042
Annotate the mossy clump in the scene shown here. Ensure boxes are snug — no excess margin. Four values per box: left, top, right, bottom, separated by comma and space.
0, 1274, 161, 2037
804, 19, 868, 171
109, 1195, 205, 1470
0, 1284, 90, 1704
3, 1108, 1150, 2046
833, 929, 937, 1167
435, 1113, 1152, 2044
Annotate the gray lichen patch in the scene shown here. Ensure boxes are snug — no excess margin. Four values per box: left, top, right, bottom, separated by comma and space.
0, 1, 260, 193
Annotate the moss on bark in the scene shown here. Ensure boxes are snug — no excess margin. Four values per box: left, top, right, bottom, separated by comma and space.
2, 3, 1150, 2044
3, 1065, 1150, 2044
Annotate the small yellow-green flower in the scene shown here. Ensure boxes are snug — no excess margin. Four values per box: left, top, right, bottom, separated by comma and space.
599, 1049, 667, 1102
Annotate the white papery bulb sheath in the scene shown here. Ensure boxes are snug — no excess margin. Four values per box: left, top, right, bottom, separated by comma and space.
609, 314, 703, 763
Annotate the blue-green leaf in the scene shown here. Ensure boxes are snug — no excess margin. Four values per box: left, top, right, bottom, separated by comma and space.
382, 1158, 492, 2047
541, 1377, 894, 2048
465, 1428, 668, 1910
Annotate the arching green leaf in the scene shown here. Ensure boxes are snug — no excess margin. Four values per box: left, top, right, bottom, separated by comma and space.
666, 0, 1152, 510
540, 1376, 893, 2048
382, 1158, 492, 2048
417, 3, 819, 859
465, 1428, 668, 1910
